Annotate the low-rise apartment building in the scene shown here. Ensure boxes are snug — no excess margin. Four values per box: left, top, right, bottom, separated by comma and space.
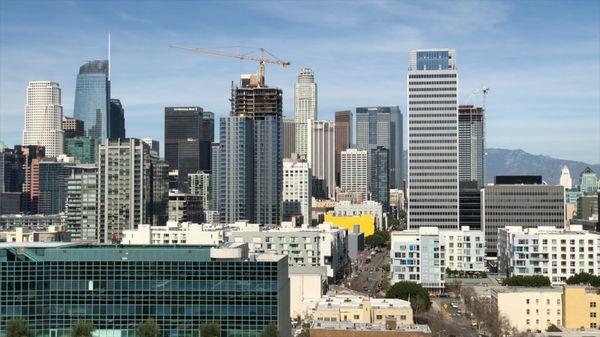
227, 221, 349, 280
498, 225, 600, 284
121, 221, 225, 245
390, 227, 486, 290
334, 200, 385, 230
0, 225, 70, 243
492, 287, 563, 332
563, 285, 600, 330
305, 295, 413, 325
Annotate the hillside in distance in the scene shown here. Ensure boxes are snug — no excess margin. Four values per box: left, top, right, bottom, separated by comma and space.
401, 148, 600, 185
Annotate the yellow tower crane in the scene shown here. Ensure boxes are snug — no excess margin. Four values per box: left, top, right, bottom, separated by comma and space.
169, 44, 290, 87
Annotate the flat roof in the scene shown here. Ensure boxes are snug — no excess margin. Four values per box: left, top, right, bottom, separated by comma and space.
311, 321, 431, 333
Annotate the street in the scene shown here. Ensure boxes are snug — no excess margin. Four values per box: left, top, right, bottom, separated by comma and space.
344, 248, 388, 296
432, 297, 481, 337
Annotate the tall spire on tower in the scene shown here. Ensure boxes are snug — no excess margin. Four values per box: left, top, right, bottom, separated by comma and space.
108, 33, 111, 81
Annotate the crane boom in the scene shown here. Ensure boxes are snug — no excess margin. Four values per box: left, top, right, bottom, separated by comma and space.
169, 44, 290, 87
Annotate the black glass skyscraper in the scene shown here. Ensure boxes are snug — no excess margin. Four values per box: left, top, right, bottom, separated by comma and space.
164, 107, 214, 192
108, 98, 126, 139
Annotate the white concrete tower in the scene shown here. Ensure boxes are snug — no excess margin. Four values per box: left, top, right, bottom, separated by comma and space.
340, 148, 368, 200
23, 81, 64, 157
294, 68, 317, 159
559, 165, 572, 189
407, 49, 459, 229
282, 158, 312, 225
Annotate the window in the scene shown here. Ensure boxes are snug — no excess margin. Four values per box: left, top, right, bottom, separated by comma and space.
526, 299, 530, 304
526, 309, 530, 314
591, 302, 597, 308
400, 315, 406, 320
591, 312, 597, 318
354, 315, 359, 319
376, 315, 383, 320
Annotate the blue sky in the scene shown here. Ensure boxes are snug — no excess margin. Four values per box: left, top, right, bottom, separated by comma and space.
1, 0, 599, 163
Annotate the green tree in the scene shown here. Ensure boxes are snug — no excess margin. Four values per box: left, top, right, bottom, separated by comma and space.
385, 281, 431, 313
546, 323, 561, 332
260, 324, 279, 337
7, 318, 29, 337
137, 319, 160, 337
566, 272, 600, 287
71, 320, 95, 337
200, 322, 221, 337
364, 230, 390, 248
502, 275, 551, 287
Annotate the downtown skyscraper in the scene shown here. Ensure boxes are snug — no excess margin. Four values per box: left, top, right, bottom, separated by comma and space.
334, 110, 352, 186
458, 105, 484, 188
164, 107, 214, 192
355, 106, 403, 189
73, 60, 110, 142
23, 81, 64, 158
407, 49, 459, 229
217, 74, 282, 225
294, 68, 317, 159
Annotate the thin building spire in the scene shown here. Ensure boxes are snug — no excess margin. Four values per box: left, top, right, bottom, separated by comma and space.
108, 33, 111, 81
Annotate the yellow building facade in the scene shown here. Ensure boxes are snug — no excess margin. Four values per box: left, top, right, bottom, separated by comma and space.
563, 285, 600, 330
323, 214, 375, 237
307, 296, 413, 325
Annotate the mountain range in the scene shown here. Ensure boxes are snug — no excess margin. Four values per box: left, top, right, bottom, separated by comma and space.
402, 148, 600, 186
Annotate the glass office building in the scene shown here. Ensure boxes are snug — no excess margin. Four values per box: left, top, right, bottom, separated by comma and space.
0, 243, 290, 337
73, 60, 110, 142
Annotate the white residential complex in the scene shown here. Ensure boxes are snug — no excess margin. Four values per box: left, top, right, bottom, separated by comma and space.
283, 158, 312, 225
334, 200, 385, 230
307, 120, 336, 199
407, 49, 459, 230
228, 222, 348, 280
294, 68, 317, 159
340, 149, 368, 200
390, 226, 486, 290
23, 81, 64, 157
121, 221, 225, 245
498, 226, 600, 284
188, 171, 211, 210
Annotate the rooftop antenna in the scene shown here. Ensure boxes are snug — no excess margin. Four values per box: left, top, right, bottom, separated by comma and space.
108, 33, 111, 80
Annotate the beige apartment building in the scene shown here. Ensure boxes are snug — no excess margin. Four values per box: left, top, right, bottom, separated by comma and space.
492, 287, 563, 332
306, 295, 413, 325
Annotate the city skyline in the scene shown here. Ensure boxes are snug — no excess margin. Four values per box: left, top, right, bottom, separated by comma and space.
0, 1, 599, 164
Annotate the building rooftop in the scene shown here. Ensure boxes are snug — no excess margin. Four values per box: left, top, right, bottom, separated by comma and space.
492, 286, 563, 294
311, 321, 431, 333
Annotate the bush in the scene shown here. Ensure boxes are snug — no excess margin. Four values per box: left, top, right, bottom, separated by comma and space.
565, 273, 600, 287
365, 230, 390, 248
7, 318, 29, 337
261, 324, 279, 337
138, 319, 160, 337
502, 275, 551, 287
546, 323, 561, 332
386, 281, 431, 313
200, 322, 220, 337
71, 320, 95, 337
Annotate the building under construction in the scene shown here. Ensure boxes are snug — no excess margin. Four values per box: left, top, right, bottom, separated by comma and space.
231, 73, 283, 118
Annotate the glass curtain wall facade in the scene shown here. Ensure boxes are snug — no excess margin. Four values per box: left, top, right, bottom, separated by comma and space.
73, 60, 110, 142
0, 244, 290, 337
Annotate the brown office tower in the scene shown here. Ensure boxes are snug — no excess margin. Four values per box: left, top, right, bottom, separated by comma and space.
18, 145, 46, 213
62, 117, 85, 138
335, 110, 352, 186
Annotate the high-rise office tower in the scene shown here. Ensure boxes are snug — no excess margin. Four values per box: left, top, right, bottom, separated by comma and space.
307, 120, 336, 199
282, 117, 296, 159
370, 146, 390, 212
559, 165, 573, 190
141, 138, 160, 156
38, 159, 72, 214
282, 157, 312, 225
62, 117, 84, 138
109, 98, 126, 139
407, 49, 459, 229
97, 138, 167, 243
334, 110, 352, 186
458, 105, 484, 188
188, 171, 211, 210
210, 142, 220, 212
23, 81, 64, 158
482, 176, 565, 256
219, 74, 282, 224
168, 191, 203, 223
66, 164, 98, 241
20, 145, 45, 213
341, 149, 368, 200
164, 107, 214, 192
73, 60, 110, 142
355, 106, 402, 189
294, 68, 317, 159
580, 167, 598, 194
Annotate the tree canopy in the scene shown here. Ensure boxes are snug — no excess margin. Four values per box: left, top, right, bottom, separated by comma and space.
260, 324, 279, 337
502, 275, 551, 287
565, 272, 600, 287
200, 322, 221, 337
137, 319, 160, 337
365, 230, 390, 248
71, 320, 95, 337
385, 281, 431, 313
7, 318, 29, 337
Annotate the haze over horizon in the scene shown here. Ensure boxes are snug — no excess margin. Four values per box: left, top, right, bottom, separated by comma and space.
1, 0, 598, 163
